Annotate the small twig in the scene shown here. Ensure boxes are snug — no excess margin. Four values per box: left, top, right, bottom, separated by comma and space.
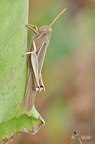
73, 131, 83, 144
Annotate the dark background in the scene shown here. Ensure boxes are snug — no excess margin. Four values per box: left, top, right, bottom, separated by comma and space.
12, 0, 95, 144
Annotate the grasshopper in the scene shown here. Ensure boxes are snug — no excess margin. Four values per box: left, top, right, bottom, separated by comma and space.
24, 8, 66, 111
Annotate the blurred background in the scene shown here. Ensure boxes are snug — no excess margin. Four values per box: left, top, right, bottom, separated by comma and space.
12, 0, 95, 144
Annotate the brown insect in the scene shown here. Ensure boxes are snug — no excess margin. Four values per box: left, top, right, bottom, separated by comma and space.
24, 8, 66, 111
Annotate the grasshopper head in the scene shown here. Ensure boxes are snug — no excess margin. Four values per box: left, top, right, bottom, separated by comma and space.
37, 25, 52, 41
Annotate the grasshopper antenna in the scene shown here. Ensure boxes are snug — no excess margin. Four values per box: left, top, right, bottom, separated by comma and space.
73, 131, 83, 144
49, 7, 66, 27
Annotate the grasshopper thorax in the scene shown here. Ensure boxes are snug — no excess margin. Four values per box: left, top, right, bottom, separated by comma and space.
38, 25, 52, 33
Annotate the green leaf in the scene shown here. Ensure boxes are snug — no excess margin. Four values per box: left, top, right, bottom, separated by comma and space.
0, 107, 44, 143
0, 0, 44, 142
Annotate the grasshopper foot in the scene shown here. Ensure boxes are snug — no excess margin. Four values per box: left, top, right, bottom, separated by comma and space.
40, 86, 45, 92
36, 86, 40, 92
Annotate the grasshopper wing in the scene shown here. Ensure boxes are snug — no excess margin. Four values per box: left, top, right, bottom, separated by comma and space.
25, 72, 36, 111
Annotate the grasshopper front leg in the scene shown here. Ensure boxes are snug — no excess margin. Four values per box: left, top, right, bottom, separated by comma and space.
25, 24, 39, 35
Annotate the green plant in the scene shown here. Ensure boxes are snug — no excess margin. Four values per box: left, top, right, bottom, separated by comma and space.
0, 1, 44, 143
